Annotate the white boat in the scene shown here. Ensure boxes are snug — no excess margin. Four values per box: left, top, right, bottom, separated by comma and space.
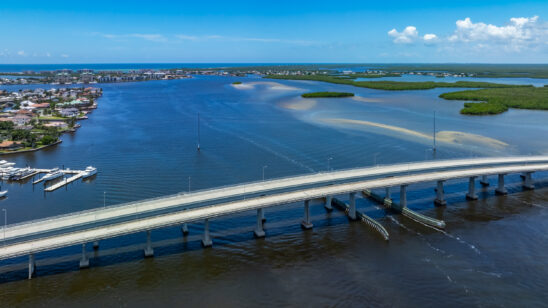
0, 190, 7, 198
1, 167, 19, 180
0, 162, 16, 168
41, 168, 64, 181
81, 166, 97, 179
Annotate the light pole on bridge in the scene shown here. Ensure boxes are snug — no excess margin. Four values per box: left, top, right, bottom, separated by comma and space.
327, 157, 333, 172
262, 165, 268, 181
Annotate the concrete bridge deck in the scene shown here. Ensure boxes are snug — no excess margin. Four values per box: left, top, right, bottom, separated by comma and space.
1, 162, 547, 262
4, 156, 548, 243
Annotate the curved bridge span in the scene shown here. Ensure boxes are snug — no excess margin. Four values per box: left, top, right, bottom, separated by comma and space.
1, 156, 548, 279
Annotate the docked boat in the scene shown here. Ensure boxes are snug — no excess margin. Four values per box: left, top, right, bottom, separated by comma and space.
0, 189, 7, 198
0, 162, 16, 168
41, 168, 64, 181
1, 167, 19, 180
10, 167, 35, 181
81, 166, 97, 179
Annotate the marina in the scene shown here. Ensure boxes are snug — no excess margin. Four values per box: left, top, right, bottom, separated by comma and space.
0, 162, 97, 192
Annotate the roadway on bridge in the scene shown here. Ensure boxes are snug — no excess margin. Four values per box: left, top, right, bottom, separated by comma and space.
5, 156, 548, 242
1, 163, 547, 260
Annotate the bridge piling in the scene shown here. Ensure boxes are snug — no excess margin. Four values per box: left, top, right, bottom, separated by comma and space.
434, 180, 447, 206
202, 219, 212, 247
93, 241, 99, 250
301, 200, 313, 229
466, 176, 478, 200
480, 175, 489, 186
144, 230, 154, 257
385, 187, 391, 202
324, 196, 333, 211
254, 209, 265, 238
399, 185, 407, 211
79, 243, 89, 269
181, 223, 189, 236
28, 254, 35, 279
348, 192, 357, 220
523, 172, 534, 190
495, 174, 508, 195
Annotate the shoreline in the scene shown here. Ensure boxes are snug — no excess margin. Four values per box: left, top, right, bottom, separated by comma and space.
0, 140, 62, 156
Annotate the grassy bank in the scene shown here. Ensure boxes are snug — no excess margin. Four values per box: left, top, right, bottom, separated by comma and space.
301, 91, 354, 98
265, 74, 530, 91
440, 87, 548, 115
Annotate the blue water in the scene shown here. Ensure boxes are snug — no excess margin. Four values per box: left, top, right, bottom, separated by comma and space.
0, 75, 547, 306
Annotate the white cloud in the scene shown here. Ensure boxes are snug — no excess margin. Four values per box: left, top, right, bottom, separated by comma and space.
388, 26, 418, 44
17, 50, 25, 56
175, 34, 198, 40
423, 34, 438, 41
129, 34, 167, 42
46, 52, 51, 57
447, 16, 546, 51
61, 54, 69, 58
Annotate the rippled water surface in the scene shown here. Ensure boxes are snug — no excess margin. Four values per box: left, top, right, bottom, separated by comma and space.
0, 76, 547, 307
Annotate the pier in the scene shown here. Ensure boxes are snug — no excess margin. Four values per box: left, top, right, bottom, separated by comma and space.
0, 156, 547, 279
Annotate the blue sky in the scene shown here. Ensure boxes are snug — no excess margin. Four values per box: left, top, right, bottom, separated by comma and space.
0, 0, 546, 63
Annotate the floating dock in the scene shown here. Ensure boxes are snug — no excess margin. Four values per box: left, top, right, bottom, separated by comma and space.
44, 172, 85, 192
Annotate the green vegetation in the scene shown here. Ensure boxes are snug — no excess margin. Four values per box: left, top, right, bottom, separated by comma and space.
301, 91, 354, 98
232, 81, 242, 84
265, 74, 530, 91
440, 87, 548, 115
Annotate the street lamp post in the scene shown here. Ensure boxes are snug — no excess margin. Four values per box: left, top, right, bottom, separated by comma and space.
188, 176, 191, 193
374, 153, 379, 166
262, 165, 268, 181
327, 157, 333, 172
103, 191, 106, 208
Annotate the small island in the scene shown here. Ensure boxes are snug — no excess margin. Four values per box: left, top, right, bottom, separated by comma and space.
301, 92, 354, 98
232, 81, 242, 85
439, 87, 548, 115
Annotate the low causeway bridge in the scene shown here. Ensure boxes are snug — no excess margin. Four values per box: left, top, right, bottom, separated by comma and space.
1, 156, 548, 279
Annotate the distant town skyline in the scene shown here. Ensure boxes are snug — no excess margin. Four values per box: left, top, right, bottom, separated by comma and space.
1, 0, 547, 64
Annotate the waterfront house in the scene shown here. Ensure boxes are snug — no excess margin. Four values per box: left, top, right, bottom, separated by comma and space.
44, 121, 68, 129
0, 140, 23, 151
58, 108, 79, 117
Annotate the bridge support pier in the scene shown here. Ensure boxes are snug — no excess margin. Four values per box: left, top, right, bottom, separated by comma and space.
385, 187, 391, 202
523, 172, 534, 190
495, 174, 508, 195
144, 230, 154, 257
261, 209, 266, 222
324, 196, 333, 211
434, 180, 447, 206
202, 219, 212, 247
301, 200, 313, 229
399, 185, 407, 210
93, 241, 99, 250
181, 223, 189, 236
348, 192, 357, 220
466, 176, 478, 200
79, 243, 89, 269
28, 254, 35, 279
254, 208, 265, 238
480, 175, 489, 187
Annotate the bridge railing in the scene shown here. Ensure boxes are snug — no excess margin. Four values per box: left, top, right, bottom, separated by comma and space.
5, 156, 548, 231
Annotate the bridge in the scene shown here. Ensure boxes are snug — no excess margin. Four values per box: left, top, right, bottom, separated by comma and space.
1, 156, 547, 279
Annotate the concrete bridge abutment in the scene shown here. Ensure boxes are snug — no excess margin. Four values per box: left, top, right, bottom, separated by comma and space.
79, 243, 89, 269
434, 180, 447, 206
144, 230, 154, 257
495, 174, 508, 195
301, 200, 313, 229
466, 176, 478, 200
202, 219, 213, 247
254, 208, 265, 238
